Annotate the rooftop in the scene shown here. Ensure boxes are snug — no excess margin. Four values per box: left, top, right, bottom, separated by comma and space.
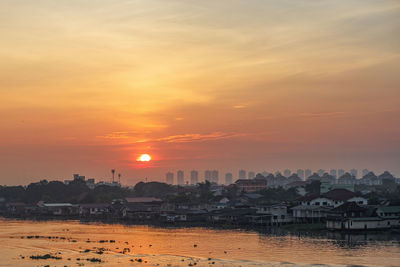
125, 197, 163, 203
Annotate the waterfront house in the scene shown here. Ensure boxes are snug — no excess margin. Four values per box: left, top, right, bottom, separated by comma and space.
0, 197, 5, 214
5, 202, 26, 215
160, 209, 208, 223
374, 206, 400, 227
41, 203, 79, 216
297, 189, 367, 208
326, 202, 392, 230
208, 208, 257, 224
79, 203, 111, 217
291, 205, 332, 223
122, 197, 163, 220
256, 204, 293, 225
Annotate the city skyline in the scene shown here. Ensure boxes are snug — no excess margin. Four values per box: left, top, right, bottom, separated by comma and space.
0, 165, 396, 186
159, 167, 392, 186
1, 1, 400, 185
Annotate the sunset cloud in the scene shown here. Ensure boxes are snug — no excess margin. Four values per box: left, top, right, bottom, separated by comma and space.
97, 131, 246, 144
298, 112, 346, 118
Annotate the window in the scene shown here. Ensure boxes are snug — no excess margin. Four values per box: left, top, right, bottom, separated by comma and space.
273, 215, 278, 220
315, 202, 320, 206
322, 202, 327, 206
281, 215, 285, 219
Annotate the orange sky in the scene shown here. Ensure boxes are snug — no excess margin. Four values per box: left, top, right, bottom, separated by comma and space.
1, 0, 400, 185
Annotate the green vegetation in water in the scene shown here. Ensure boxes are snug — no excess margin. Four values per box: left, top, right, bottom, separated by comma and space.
87, 257, 102, 262
29, 254, 62, 260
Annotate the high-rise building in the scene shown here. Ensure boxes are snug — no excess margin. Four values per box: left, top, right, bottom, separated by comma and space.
73, 174, 85, 181
225, 173, 233, 185
211, 170, 219, 184
190, 170, 198, 185
204, 170, 212, 182
305, 169, 312, 179
248, 171, 255, 179
338, 169, 345, 178
329, 169, 337, 178
296, 169, 305, 180
166, 172, 174, 184
239, 170, 246, 179
283, 169, 291, 177
177, 170, 184, 185
350, 169, 358, 178
362, 169, 369, 177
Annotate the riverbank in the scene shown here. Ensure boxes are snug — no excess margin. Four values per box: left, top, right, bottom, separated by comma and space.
2, 215, 398, 237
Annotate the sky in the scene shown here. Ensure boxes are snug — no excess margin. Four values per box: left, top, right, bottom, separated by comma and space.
1, 0, 400, 185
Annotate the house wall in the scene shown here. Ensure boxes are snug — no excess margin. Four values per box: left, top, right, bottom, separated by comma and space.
326, 220, 343, 230
327, 219, 392, 230
257, 205, 292, 223
302, 198, 333, 207
347, 197, 368, 206
301, 197, 368, 208
347, 219, 390, 230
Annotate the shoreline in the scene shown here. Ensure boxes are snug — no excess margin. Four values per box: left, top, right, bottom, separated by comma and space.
1, 215, 398, 237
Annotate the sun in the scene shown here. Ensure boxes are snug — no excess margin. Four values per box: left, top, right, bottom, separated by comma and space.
137, 154, 151, 162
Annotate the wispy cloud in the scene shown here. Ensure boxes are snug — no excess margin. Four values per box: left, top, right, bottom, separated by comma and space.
155, 132, 245, 143
299, 111, 345, 118
97, 131, 246, 144
233, 105, 246, 109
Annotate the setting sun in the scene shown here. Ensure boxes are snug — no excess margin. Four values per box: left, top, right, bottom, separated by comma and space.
137, 154, 151, 162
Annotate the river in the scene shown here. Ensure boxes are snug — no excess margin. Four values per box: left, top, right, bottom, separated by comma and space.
0, 218, 399, 266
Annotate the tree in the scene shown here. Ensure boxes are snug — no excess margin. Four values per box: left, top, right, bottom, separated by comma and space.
305, 180, 321, 195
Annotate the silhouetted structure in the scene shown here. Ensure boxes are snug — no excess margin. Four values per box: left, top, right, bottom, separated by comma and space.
190, 170, 198, 185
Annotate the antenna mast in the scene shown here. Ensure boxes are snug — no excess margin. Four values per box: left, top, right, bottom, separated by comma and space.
111, 169, 115, 183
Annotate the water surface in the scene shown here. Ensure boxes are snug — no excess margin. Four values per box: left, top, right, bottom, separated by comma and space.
0, 218, 399, 266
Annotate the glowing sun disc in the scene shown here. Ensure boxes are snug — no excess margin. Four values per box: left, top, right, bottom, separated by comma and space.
138, 154, 151, 162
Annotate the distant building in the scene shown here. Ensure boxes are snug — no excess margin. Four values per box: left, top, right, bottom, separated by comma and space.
317, 169, 325, 176
225, 173, 233, 185
329, 169, 337, 179
86, 178, 95, 190
190, 170, 198, 185
305, 169, 312, 179
73, 174, 85, 181
261, 171, 270, 177
239, 170, 246, 179
211, 170, 219, 184
177, 170, 184, 185
296, 169, 304, 180
362, 169, 369, 177
350, 169, 358, 179
95, 181, 121, 187
248, 171, 255, 179
338, 169, 345, 178
166, 172, 174, 185
235, 179, 267, 193
204, 170, 212, 182
283, 169, 291, 177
